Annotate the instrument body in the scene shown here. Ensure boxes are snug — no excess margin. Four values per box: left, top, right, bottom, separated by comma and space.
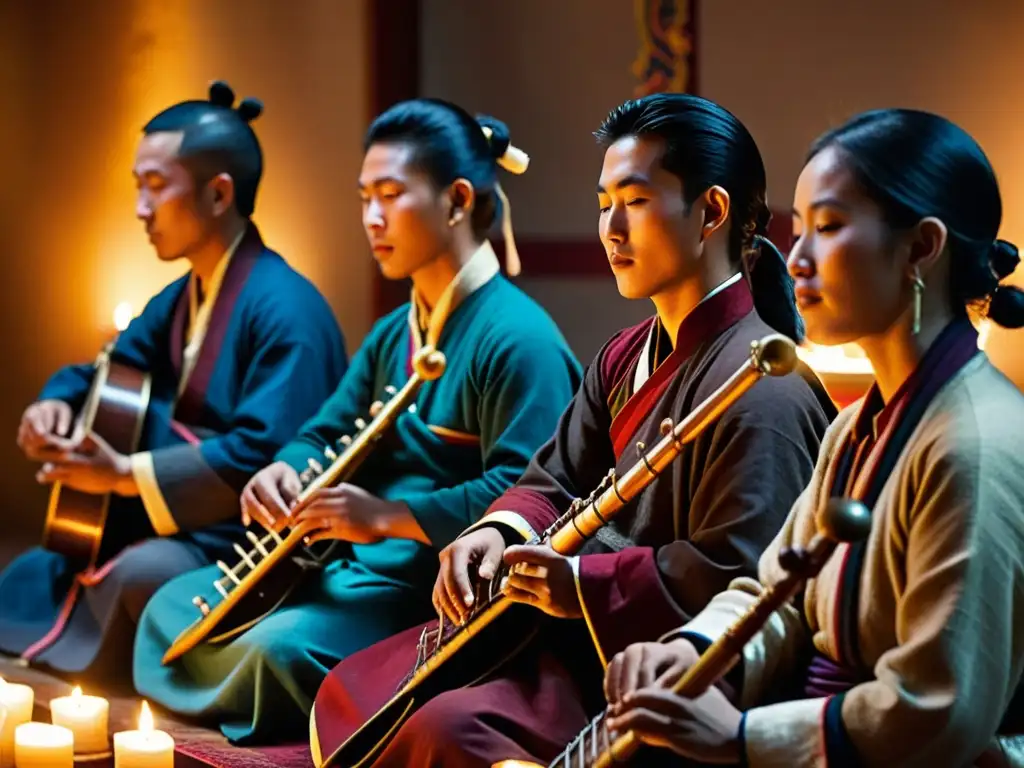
161, 347, 447, 665
41, 351, 151, 571
320, 335, 798, 767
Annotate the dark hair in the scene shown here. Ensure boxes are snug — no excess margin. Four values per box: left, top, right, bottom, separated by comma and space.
595, 93, 803, 342
808, 108, 1024, 329
364, 98, 511, 240
143, 80, 264, 217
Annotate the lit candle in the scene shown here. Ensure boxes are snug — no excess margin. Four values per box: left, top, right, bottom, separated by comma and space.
50, 686, 109, 756
113, 302, 134, 332
13, 723, 74, 768
0, 678, 33, 768
113, 702, 173, 768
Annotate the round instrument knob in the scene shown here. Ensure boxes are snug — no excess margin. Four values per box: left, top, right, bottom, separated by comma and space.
192, 596, 211, 616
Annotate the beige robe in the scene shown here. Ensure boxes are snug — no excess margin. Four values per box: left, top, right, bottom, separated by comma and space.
675, 355, 1024, 767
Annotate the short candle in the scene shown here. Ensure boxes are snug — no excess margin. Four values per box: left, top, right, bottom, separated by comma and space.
50, 686, 110, 755
0, 678, 33, 768
13, 722, 74, 768
113, 701, 173, 768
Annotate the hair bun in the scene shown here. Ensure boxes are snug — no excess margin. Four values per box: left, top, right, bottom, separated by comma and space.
989, 284, 1024, 329
237, 97, 264, 123
478, 115, 529, 175
208, 80, 236, 108
990, 239, 1020, 281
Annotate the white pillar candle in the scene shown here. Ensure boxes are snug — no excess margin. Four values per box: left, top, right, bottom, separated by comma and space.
50, 687, 109, 755
113, 702, 173, 768
13, 723, 73, 768
0, 679, 33, 768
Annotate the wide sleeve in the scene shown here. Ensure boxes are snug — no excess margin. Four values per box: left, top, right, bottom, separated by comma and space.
404, 333, 583, 549
742, 426, 1024, 768
461, 343, 611, 546
574, 374, 831, 662
137, 295, 347, 534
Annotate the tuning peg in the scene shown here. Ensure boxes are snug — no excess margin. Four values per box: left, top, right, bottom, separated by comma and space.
385, 385, 398, 396
407, 403, 417, 414
338, 435, 353, 447
354, 417, 367, 430
323, 446, 338, 461
659, 418, 675, 436
192, 596, 211, 616
307, 458, 323, 475
369, 400, 384, 417
299, 469, 314, 484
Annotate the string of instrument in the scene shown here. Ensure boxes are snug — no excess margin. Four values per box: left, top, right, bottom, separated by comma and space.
160, 345, 447, 663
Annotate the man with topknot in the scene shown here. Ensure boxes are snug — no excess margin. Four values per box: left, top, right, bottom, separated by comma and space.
0, 81, 348, 690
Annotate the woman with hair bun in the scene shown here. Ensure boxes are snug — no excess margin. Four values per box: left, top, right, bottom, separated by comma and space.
603, 109, 1024, 767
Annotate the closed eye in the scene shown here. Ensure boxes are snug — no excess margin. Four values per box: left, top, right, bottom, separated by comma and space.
626, 198, 648, 207
816, 222, 842, 234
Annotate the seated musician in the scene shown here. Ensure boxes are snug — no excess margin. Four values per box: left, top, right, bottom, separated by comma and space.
602, 109, 1024, 767
132, 98, 584, 744
309, 93, 839, 767
0, 81, 348, 688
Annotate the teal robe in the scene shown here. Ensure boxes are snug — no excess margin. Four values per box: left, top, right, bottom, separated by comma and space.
132, 264, 582, 744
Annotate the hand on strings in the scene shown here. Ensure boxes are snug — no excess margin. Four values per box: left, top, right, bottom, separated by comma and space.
604, 638, 701, 705
605, 683, 742, 764
18, 399, 74, 461
433, 527, 506, 626
292, 484, 396, 545
35, 432, 136, 496
241, 461, 302, 530
501, 544, 582, 619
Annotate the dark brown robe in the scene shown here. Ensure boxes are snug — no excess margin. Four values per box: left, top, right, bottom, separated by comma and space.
312, 278, 836, 767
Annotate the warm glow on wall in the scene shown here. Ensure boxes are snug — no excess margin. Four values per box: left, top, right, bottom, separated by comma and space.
796, 343, 873, 375
797, 343, 874, 408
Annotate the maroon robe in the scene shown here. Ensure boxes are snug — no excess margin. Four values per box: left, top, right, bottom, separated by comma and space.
313, 279, 836, 767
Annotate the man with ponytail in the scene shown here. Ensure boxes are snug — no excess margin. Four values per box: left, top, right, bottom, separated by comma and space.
309, 93, 836, 766
132, 98, 581, 744
0, 82, 347, 687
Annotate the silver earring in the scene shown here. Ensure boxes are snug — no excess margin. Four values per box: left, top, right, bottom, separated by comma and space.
912, 267, 925, 335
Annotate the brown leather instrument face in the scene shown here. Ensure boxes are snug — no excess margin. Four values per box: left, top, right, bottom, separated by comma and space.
41, 353, 151, 570
314, 335, 799, 768
160, 346, 447, 665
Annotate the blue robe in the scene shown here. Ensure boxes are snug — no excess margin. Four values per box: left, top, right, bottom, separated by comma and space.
133, 250, 583, 744
0, 225, 347, 690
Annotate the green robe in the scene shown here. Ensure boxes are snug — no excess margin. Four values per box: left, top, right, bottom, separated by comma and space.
132, 251, 582, 744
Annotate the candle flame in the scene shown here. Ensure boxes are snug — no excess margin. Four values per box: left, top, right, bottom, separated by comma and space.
71, 686, 82, 698
139, 700, 154, 732
113, 301, 134, 332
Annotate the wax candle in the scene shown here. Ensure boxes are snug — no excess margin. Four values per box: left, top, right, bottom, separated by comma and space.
13, 723, 73, 768
113, 702, 173, 768
50, 686, 109, 756
0, 678, 33, 768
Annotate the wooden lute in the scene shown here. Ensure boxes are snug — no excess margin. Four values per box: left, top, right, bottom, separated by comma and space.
41, 348, 151, 571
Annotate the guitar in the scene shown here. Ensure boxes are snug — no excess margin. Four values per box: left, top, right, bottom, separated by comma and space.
41, 349, 151, 571
310, 335, 798, 767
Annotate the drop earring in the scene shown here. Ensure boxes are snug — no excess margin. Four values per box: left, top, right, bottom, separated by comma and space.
912, 266, 925, 335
